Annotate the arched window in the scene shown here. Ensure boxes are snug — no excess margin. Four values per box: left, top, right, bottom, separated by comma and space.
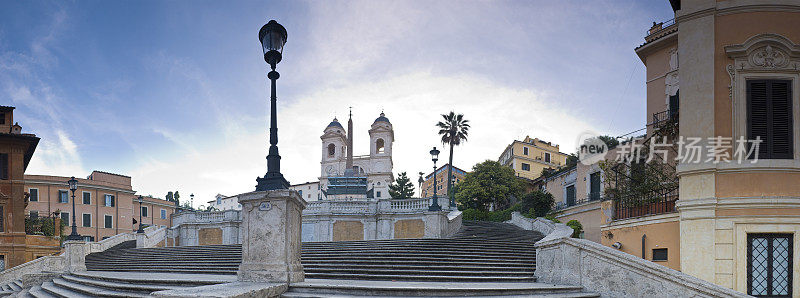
376, 138, 385, 154
328, 144, 336, 157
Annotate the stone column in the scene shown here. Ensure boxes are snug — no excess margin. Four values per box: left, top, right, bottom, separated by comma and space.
64, 241, 87, 272
237, 189, 306, 283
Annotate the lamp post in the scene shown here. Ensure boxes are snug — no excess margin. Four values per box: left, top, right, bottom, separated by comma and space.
190, 193, 194, 210
450, 176, 457, 208
65, 176, 82, 241
255, 19, 290, 191
428, 147, 442, 211
137, 196, 145, 233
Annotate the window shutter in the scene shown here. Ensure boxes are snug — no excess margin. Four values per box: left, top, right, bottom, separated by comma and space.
111, 195, 115, 207
748, 80, 793, 159
0, 154, 8, 180
771, 80, 793, 159
748, 80, 771, 159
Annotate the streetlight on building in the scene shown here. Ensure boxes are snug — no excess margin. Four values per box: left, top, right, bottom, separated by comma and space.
137, 195, 145, 233
428, 147, 442, 211
65, 176, 82, 241
255, 19, 290, 191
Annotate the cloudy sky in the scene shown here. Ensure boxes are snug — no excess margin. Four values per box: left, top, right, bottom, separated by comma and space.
1, 0, 674, 207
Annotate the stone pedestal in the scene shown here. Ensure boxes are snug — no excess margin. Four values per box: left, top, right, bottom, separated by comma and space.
64, 241, 87, 272
237, 189, 306, 283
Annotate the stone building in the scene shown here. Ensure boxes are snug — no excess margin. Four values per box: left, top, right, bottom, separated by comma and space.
498, 136, 569, 180
320, 112, 394, 200
420, 164, 467, 199
25, 171, 176, 241
206, 194, 241, 211
289, 181, 321, 202
0, 106, 49, 270
538, 1, 800, 296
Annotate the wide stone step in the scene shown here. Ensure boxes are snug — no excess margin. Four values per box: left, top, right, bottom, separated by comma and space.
28, 284, 57, 298
86, 268, 239, 275
301, 259, 535, 267
302, 273, 536, 282
61, 274, 187, 293
40, 281, 90, 298
304, 268, 535, 277
302, 264, 535, 271
51, 278, 149, 298
283, 279, 591, 297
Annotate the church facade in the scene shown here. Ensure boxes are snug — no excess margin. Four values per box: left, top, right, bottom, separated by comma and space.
319, 112, 394, 200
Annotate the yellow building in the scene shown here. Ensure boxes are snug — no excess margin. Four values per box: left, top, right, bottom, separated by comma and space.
594, 1, 800, 296
420, 164, 467, 199
498, 136, 568, 180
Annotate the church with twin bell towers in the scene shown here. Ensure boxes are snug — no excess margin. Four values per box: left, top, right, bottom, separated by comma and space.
319, 111, 394, 200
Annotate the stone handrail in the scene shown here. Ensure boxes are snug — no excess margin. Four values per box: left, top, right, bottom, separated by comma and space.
303, 197, 453, 216
0, 226, 166, 284
136, 226, 167, 248
445, 210, 463, 237
172, 210, 241, 227
0, 255, 64, 285
506, 212, 749, 297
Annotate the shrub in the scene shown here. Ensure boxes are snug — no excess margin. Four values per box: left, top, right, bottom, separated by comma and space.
566, 220, 583, 238
462, 209, 489, 221
518, 190, 555, 218
544, 214, 561, 223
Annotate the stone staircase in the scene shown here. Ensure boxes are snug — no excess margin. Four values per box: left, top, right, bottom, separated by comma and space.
12, 221, 598, 297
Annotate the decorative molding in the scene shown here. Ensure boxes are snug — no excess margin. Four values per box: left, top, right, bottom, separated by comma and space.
724, 33, 800, 71
727, 64, 735, 99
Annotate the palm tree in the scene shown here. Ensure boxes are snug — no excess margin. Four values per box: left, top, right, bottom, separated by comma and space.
436, 111, 470, 207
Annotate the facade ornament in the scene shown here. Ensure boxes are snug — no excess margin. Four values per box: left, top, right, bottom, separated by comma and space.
726, 64, 735, 99
750, 45, 788, 68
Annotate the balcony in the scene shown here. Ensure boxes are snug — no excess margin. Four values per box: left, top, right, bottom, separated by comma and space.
553, 192, 603, 212
651, 108, 678, 131
613, 187, 678, 221
24, 215, 64, 237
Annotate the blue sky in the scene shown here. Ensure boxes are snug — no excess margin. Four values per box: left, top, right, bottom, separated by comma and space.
1, 0, 674, 207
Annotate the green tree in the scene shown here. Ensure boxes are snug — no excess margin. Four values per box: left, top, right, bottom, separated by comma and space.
436, 111, 470, 204
174, 191, 180, 204
597, 135, 619, 149
165, 191, 174, 202
518, 190, 555, 217
388, 172, 415, 199
454, 160, 523, 211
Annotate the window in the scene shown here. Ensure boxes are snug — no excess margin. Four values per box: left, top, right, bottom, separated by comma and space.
747, 80, 793, 159
82, 192, 91, 205
160, 209, 167, 219
29, 211, 38, 219
58, 190, 68, 203
376, 191, 381, 198
523, 147, 529, 155
29, 188, 38, 202
82, 236, 95, 242
104, 215, 113, 229
328, 144, 336, 157
0, 153, 8, 180
0, 205, 4, 232
566, 185, 576, 206
298, 190, 303, 196
589, 172, 601, 200
104, 194, 115, 207
748, 233, 793, 297
60, 212, 69, 226
82, 214, 91, 227
521, 163, 530, 171
545, 153, 551, 163
376, 138, 385, 154
216, 198, 221, 205
652, 248, 668, 261
141, 206, 148, 217
0, 113, 4, 124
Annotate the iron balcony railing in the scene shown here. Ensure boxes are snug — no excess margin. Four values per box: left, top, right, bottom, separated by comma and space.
553, 192, 604, 212
652, 109, 678, 127
613, 187, 678, 220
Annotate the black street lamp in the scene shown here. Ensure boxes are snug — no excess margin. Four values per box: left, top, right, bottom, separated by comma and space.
450, 176, 457, 208
137, 195, 145, 233
190, 193, 194, 210
428, 147, 442, 211
65, 176, 82, 241
255, 19, 291, 191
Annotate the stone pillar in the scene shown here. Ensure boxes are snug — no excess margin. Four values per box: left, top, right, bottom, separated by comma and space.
237, 189, 306, 283
64, 241, 87, 272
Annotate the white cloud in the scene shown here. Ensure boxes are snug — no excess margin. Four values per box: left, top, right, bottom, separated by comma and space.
26, 130, 86, 176
127, 70, 599, 207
